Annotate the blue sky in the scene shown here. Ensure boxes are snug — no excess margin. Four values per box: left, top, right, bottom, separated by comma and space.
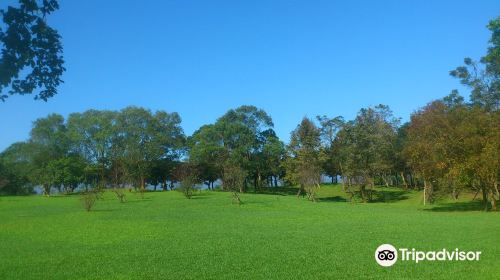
0, 0, 498, 151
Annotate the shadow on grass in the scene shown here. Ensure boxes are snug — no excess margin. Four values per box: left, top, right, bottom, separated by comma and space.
254, 187, 298, 196
126, 199, 153, 204
190, 195, 210, 199
371, 190, 409, 203
424, 200, 488, 212
91, 209, 116, 212
317, 196, 347, 203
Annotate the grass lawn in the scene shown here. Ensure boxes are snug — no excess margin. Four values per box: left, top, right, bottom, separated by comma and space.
0, 185, 498, 279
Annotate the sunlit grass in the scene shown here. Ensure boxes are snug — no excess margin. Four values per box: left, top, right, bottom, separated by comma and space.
0, 185, 498, 279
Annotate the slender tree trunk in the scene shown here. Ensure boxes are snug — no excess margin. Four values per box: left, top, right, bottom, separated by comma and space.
423, 179, 427, 206
482, 186, 489, 211
360, 185, 367, 202
490, 189, 497, 211
382, 175, 390, 187
297, 184, 305, 198
140, 176, 145, 191
400, 172, 408, 190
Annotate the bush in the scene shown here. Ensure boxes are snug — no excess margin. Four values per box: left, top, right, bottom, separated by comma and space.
223, 165, 247, 205
179, 176, 198, 199
113, 188, 126, 203
80, 191, 97, 211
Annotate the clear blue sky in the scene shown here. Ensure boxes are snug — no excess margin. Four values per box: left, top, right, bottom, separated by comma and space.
0, 0, 498, 151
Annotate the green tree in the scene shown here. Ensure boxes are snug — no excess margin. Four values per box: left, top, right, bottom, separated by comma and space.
317, 115, 344, 184
0, 143, 33, 195
337, 105, 399, 202
450, 17, 499, 111
29, 113, 68, 195
188, 125, 223, 190
67, 110, 117, 188
117, 107, 184, 191
284, 117, 322, 201
0, 0, 65, 101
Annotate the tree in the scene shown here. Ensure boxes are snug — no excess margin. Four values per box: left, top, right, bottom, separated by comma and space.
188, 106, 277, 192
284, 117, 322, 201
29, 113, 68, 196
337, 105, 399, 202
223, 163, 247, 204
188, 124, 224, 190
217, 105, 275, 192
317, 115, 344, 184
450, 17, 499, 111
260, 135, 286, 187
45, 155, 86, 193
0, 0, 65, 102
0, 142, 34, 195
175, 162, 200, 199
67, 110, 117, 188
116, 107, 185, 191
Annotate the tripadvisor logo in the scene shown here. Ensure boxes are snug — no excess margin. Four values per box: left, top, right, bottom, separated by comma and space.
375, 244, 482, 267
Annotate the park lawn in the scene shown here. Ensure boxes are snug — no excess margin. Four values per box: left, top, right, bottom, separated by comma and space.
0, 185, 498, 279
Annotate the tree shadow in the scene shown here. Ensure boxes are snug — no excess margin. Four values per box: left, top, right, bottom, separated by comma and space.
190, 195, 209, 199
317, 196, 347, 203
371, 190, 409, 203
424, 200, 488, 212
91, 209, 115, 212
255, 187, 298, 196
126, 199, 153, 204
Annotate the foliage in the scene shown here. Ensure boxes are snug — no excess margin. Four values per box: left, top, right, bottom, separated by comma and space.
284, 117, 322, 201
0, 0, 65, 101
450, 17, 499, 111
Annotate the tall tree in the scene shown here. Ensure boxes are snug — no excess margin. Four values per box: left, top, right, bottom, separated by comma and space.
67, 110, 117, 188
337, 105, 399, 202
317, 115, 344, 184
284, 117, 322, 201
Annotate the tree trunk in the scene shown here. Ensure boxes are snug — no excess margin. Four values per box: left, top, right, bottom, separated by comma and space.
400, 172, 408, 190
382, 175, 390, 187
360, 185, 367, 202
297, 185, 305, 198
482, 187, 489, 211
140, 176, 145, 191
423, 179, 428, 206
490, 189, 497, 211
43, 184, 50, 197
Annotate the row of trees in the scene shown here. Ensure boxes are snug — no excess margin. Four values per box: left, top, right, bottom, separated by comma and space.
0, 107, 185, 195
0, 18, 498, 210
0, 97, 497, 209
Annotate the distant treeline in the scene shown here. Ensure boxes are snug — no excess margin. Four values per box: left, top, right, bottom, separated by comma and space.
0, 18, 498, 210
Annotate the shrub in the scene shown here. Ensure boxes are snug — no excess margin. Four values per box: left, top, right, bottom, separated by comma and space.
113, 188, 126, 203
179, 176, 198, 199
80, 191, 97, 211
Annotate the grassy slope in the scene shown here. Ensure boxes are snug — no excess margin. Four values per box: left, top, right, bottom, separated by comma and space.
0, 185, 498, 279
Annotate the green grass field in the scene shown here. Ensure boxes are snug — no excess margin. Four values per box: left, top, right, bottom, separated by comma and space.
0, 185, 498, 279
